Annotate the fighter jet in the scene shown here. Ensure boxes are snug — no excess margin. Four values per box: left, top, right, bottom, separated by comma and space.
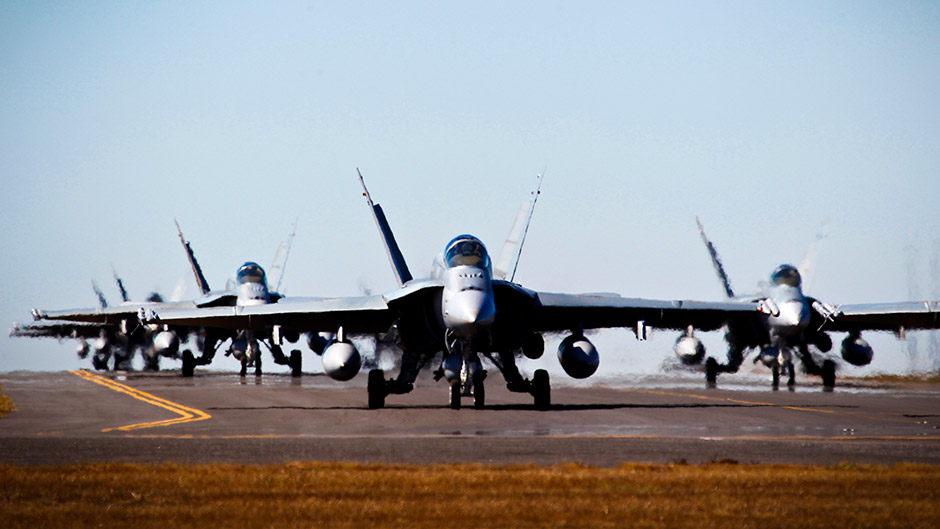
11, 265, 173, 371
13, 221, 308, 377
682, 217, 940, 390
141, 171, 759, 409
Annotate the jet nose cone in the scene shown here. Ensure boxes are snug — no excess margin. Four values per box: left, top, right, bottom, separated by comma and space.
445, 289, 496, 338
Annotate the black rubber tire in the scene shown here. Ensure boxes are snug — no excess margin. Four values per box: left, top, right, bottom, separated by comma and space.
533, 369, 550, 410
290, 350, 302, 377
239, 357, 248, 377
182, 350, 195, 378
472, 371, 485, 409
771, 365, 780, 390
705, 357, 718, 388
449, 380, 461, 410
254, 353, 262, 377
92, 355, 108, 371
368, 369, 386, 409
821, 360, 836, 391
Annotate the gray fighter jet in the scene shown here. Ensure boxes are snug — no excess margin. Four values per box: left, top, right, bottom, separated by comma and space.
140, 171, 760, 409
12, 221, 308, 377
683, 217, 940, 390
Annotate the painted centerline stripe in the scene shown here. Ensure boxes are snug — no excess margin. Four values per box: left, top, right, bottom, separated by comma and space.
70, 370, 211, 432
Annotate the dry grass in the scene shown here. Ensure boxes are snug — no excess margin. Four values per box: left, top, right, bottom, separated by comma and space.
0, 385, 13, 417
2, 462, 938, 528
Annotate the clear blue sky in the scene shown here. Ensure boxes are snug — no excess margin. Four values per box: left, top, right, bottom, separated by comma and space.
2, 1, 939, 375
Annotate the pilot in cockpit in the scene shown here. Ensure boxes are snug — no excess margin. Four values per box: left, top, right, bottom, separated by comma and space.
770, 264, 801, 288
445, 238, 490, 269
236, 262, 267, 285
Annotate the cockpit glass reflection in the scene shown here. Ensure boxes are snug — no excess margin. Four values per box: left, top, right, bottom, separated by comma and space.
236, 262, 266, 285
770, 265, 801, 287
445, 238, 490, 269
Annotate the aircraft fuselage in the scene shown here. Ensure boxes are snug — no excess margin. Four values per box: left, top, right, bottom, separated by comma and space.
433, 235, 497, 343
765, 284, 811, 338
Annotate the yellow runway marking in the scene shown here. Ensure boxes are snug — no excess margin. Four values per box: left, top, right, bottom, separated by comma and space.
113, 433, 940, 441
69, 370, 211, 432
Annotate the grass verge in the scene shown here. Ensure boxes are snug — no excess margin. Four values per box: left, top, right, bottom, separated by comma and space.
0, 385, 13, 418
1, 462, 938, 528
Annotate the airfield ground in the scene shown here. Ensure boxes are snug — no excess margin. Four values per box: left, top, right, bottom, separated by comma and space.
1, 369, 938, 527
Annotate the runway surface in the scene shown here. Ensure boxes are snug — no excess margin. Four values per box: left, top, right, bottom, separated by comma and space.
1, 369, 938, 466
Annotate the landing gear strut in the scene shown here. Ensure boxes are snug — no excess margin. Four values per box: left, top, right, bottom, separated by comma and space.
366, 350, 428, 409
705, 343, 746, 389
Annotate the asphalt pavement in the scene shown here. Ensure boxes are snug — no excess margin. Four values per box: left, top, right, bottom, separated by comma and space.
1, 369, 937, 466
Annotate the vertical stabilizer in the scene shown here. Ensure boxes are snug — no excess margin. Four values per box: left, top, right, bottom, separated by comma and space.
92, 280, 108, 308
358, 169, 413, 286
695, 216, 735, 299
112, 266, 129, 302
175, 219, 211, 295
270, 218, 298, 294
494, 172, 544, 282
798, 220, 829, 293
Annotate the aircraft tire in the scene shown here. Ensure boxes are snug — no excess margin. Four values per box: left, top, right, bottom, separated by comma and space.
449, 380, 461, 410
92, 354, 108, 371
771, 365, 780, 390
254, 354, 262, 377
821, 360, 836, 391
367, 369, 386, 409
181, 350, 195, 378
472, 371, 485, 409
705, 357, 718, 388
290, 350, 302, 377
533, 369, 550, 410
239, 357, 248, 377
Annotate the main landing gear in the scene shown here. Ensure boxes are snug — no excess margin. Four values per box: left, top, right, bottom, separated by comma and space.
366, 364, 551, 411
706, 343, 839, 392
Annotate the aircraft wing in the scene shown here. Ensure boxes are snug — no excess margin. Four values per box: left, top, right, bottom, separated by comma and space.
144, 279, 755, 339
146, 294, 398, 334
10, 321, 113, 340
524, 291, 759, 333
31, 290, 246, 325
145, 280, 446, 332
822, 301, 940, 333
34, 299, 207, 325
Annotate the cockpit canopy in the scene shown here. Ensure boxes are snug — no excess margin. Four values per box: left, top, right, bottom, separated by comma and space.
770, 264, 802, 288
236, 262, 267, 285
444, 235, 491, 270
